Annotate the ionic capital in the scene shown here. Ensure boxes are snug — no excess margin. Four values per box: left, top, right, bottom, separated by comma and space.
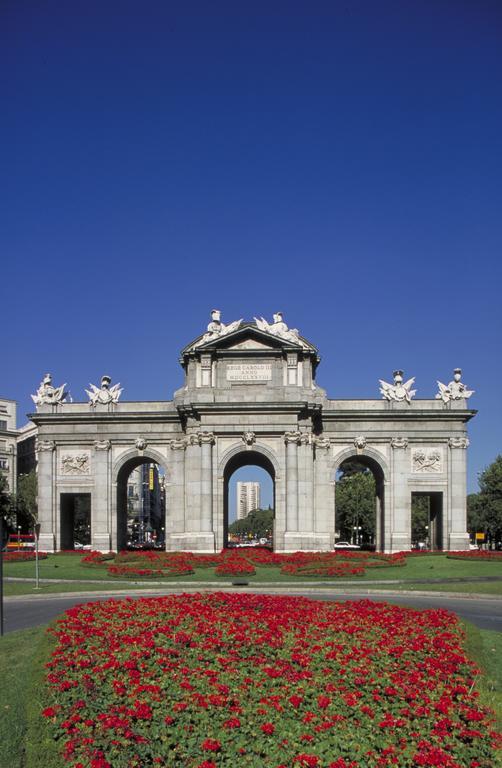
36, 439, 56, 452
94, 439, 111, 451
448, 437, 469, 449
284, 430, 302, 445
390, 437, 408, 449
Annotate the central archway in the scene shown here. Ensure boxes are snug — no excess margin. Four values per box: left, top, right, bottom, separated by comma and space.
222, 449, 276, 549
115, 454, 167, 551
334, 451, 386, 551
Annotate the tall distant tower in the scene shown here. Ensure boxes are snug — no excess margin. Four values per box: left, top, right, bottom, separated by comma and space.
236, 481, 261, 520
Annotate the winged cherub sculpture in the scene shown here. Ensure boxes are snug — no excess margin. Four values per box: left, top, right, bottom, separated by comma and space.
379, 370, 416, 403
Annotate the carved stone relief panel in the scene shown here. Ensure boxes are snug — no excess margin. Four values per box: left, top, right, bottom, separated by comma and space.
60, 450, 91, 475
411, 448, 443, 473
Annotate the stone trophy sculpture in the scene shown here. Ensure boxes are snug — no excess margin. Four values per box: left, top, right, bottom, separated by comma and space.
379, 370, 416, 403
86, 375, 123, 406
436, 369, 474, 403
31, 374, 68, 408
195, 310, 242, 347
254, 312, 308, 347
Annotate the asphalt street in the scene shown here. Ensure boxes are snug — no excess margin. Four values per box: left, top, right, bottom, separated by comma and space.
3, 588, 502, 634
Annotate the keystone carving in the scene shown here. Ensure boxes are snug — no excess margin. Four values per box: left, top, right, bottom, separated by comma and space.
242, 431, 256, 446
135, 438, 148, 451
353, 436, 367, 451
391, 437, 408, 449
448, 437, 470, 449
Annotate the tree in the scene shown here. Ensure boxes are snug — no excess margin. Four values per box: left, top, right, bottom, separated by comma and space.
411, 496, 429, 542
468, 455, 502, 547
0, 472, 14, 534
335, 471, 375, 543
228, 508, 274, 540
15, 470, 38, 530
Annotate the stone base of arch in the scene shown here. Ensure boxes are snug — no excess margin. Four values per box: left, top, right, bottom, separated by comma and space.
282, 532, 332, 552
166, 532, 215, 553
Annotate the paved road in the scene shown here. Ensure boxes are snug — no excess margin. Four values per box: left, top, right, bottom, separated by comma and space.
3, 588, 502, 634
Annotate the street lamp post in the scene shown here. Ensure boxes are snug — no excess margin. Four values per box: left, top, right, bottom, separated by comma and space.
34, 523, 41, 590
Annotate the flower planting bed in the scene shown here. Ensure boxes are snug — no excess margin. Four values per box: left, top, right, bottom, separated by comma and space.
43, 593, 500, 767
99, 548, 407, 580
3, 550, 48, 562
447, 551, 502, 562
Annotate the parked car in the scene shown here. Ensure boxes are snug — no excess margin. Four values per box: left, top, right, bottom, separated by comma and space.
334, 541, 360, 550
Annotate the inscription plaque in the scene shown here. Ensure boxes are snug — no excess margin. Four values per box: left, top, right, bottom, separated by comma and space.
227, 364, 272, 381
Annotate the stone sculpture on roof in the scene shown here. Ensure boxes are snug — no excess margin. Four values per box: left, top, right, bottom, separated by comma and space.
254, 312, 308, 347
31, 373, 68, 408
86, 375, 123, 406
436, 369, 474, 403
195, 309, 243, 347
379, 370, 416, 403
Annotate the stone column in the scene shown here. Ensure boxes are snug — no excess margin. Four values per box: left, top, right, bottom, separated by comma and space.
285, 431, 300, 532
199, 431, 215, 533
166, 438, 187, 550
298, 433, 314, 535
36, 440, 56, 552
390, 438, 410, 552
448, 437, 470, 550
314, 437, 333, 549
93, 440, 112, 551
185, 434, 202, 534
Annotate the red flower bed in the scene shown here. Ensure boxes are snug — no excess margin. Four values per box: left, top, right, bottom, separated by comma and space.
43, 594, 500, 767
107, 563, 194, 578
3, 550, 48, 562
447, 551, 502, 561
81, 551, 116, 566
281, 562, 366, 577
215, 561, 256, 576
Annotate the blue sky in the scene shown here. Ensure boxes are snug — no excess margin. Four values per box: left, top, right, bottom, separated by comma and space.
2, 1, 501, 498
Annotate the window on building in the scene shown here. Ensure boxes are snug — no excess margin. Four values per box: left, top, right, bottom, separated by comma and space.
0, 459, 8, 470
0, 421, 7, 430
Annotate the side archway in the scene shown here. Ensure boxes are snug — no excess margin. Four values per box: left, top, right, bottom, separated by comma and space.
113, 449, 169, 551
331, 448, 388, 551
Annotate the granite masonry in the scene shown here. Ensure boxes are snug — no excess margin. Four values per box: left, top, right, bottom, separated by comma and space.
30, 313, 475, 553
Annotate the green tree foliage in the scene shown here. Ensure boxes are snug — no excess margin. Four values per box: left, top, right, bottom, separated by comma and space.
228, 508, 274, 540
468, 455, 502, 546
15, 470, 38, 530
335, 471, 375, 543
411, 495, 430, 542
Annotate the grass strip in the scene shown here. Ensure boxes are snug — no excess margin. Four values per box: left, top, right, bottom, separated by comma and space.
0, 624, 59, 768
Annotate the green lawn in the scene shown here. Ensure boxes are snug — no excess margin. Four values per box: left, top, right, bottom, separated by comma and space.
1, 615, 500, 768
3, 553, 502, 597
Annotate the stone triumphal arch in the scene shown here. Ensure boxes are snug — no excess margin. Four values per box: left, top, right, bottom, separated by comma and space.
32, 311, 475, 553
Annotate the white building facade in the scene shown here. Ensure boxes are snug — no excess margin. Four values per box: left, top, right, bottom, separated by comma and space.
236, 481, 261, 520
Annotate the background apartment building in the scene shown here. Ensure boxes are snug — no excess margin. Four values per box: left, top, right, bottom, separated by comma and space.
236, 481, 261, 520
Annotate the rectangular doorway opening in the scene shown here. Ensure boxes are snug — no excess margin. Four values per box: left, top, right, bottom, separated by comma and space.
411, 492, 443, 551
60, 493, 91, 550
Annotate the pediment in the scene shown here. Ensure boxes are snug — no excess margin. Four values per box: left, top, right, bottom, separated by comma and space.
184, 323, 306, 355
